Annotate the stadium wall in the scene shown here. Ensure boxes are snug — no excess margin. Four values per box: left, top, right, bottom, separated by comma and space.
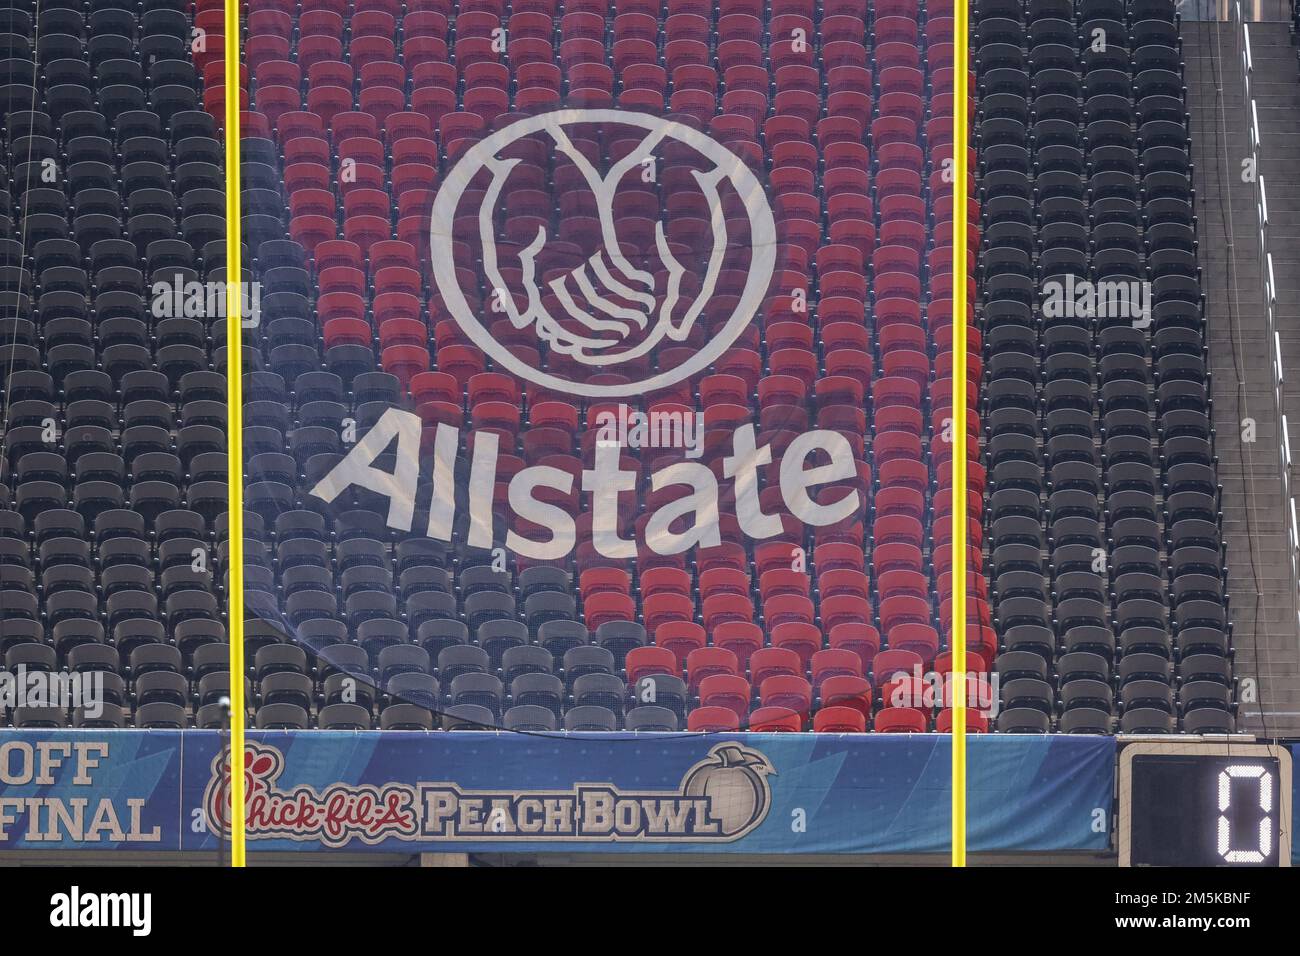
0, 731, 1115, 856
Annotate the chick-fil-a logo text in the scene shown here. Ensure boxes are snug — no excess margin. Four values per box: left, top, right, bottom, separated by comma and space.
203, 743, 419, 848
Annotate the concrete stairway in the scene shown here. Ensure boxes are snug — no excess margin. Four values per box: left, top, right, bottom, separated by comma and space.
1184, 19, 1300, 735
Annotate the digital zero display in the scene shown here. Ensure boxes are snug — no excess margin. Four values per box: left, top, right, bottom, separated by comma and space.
1119, 743, 1292, 867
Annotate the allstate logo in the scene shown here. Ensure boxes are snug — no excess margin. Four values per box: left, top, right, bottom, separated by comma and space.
430, 109, 777, 398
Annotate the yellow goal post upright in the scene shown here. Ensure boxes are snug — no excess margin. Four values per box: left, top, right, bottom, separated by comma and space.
951, 0, 970, 869
223, 0, 246, 868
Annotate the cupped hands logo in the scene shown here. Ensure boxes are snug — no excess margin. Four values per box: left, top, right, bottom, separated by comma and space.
430, 109, 777, 397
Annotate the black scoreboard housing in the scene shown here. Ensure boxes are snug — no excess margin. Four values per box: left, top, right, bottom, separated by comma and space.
1118, 741, 1292, 867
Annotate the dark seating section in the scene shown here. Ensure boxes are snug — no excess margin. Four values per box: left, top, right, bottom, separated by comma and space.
0, 0, 228, 728
242, 0, 975, 731
977, 0, 1235, 733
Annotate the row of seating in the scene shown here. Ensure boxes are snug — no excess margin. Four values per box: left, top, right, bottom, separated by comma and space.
6, 699, 983, 733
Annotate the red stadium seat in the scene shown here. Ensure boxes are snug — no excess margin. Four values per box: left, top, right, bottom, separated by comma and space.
750, 647, 802, 686
875, 708, 928, 733
759, 674, 812, 717
655, 621, 706, 671
814, 706, 867, 733
749, 706, 803, 732
828, 623, 881, 672
688, 706, 741, 732
686, 647, 740, 693
770, 622, 821, 670
626, 647, 679, 687
699, 675, 752, 721
820, 675, 873, 718
935, 709, 989, 734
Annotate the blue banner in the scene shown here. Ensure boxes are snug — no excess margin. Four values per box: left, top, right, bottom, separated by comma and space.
1293, 745, 1299, 866
0, 731, 1114, 855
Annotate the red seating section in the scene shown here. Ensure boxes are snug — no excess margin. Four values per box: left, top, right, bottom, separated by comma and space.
241, 0, 987, 732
